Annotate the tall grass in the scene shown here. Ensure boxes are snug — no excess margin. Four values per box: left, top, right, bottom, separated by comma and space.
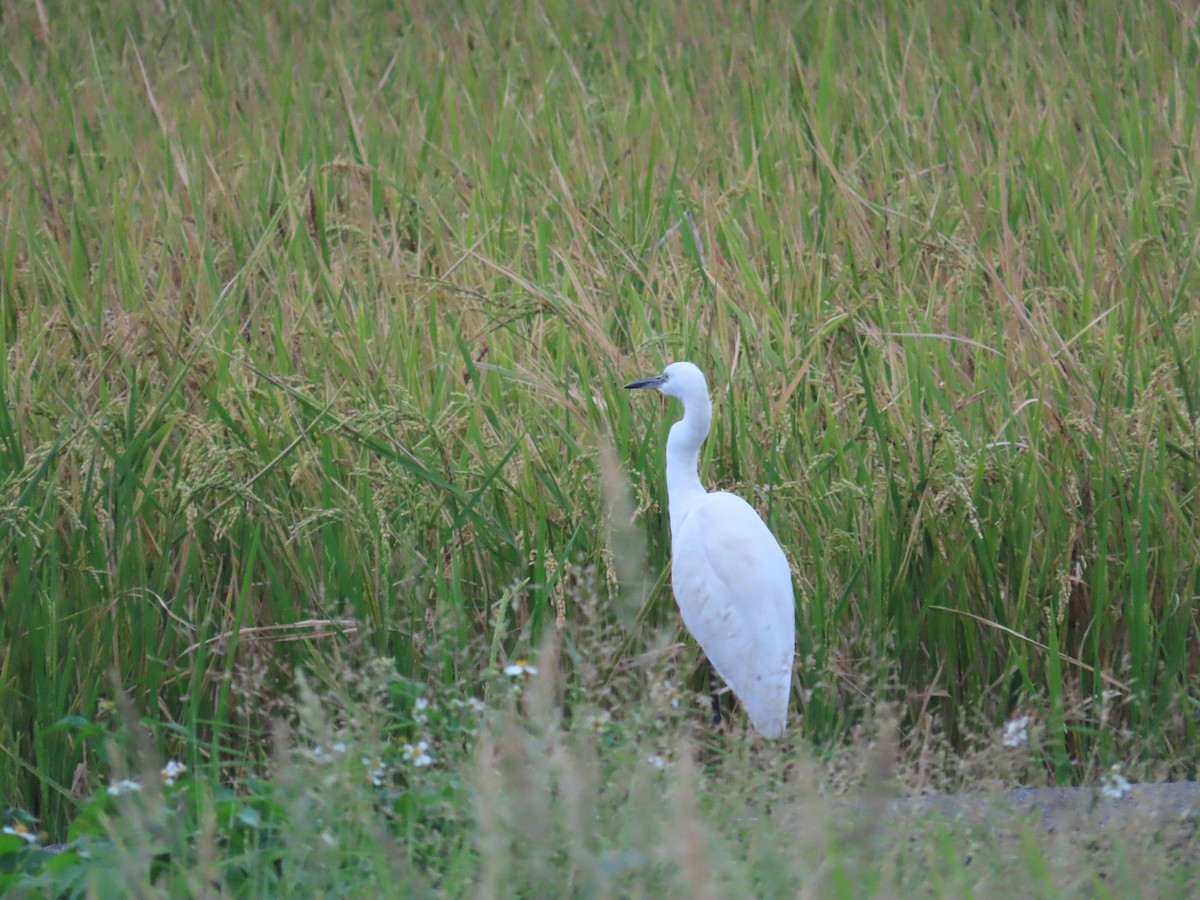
1, 0, 1198, 845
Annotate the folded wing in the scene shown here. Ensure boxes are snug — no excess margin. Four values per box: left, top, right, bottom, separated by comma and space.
670, 491, 796, 738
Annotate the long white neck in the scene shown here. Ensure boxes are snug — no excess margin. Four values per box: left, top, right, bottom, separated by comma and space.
665, 391, 712, 542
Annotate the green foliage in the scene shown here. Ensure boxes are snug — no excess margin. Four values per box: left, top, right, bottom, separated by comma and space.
2, 640, 1196, 897
1, 0, 1198, 889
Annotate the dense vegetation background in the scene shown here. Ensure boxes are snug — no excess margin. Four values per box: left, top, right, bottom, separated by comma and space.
1, 0, 1198, 893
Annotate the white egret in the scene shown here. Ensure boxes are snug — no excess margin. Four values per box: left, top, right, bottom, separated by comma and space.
626, 361, 795, 739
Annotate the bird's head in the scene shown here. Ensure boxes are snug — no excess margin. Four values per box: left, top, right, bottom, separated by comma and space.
625, 361, 709, 403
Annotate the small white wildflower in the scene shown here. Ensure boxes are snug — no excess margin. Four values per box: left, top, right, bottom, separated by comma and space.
403, 741, 433, 767
362, 756, 389, 786
504, 659, 538, 677
647, 755, 667, 770
1101, 765, 1132, 800
312, 742, 345, 763
106, 779, 142, 797
414, 696, 430, 724
319, 829, 338, 848
2, 823, 38, 844
581, 710, 611, 731
160, 760, 187, 786
1001, 715, 1031, 748
468, 697, 486, 713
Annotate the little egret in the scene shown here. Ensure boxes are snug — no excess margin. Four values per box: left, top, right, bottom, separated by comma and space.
626, 362, 795, 739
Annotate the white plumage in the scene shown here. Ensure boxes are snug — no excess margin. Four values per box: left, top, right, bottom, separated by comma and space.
626, 361, 795, 738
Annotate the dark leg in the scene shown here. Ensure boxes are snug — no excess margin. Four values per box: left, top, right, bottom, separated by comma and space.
709, 661, 722, 729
